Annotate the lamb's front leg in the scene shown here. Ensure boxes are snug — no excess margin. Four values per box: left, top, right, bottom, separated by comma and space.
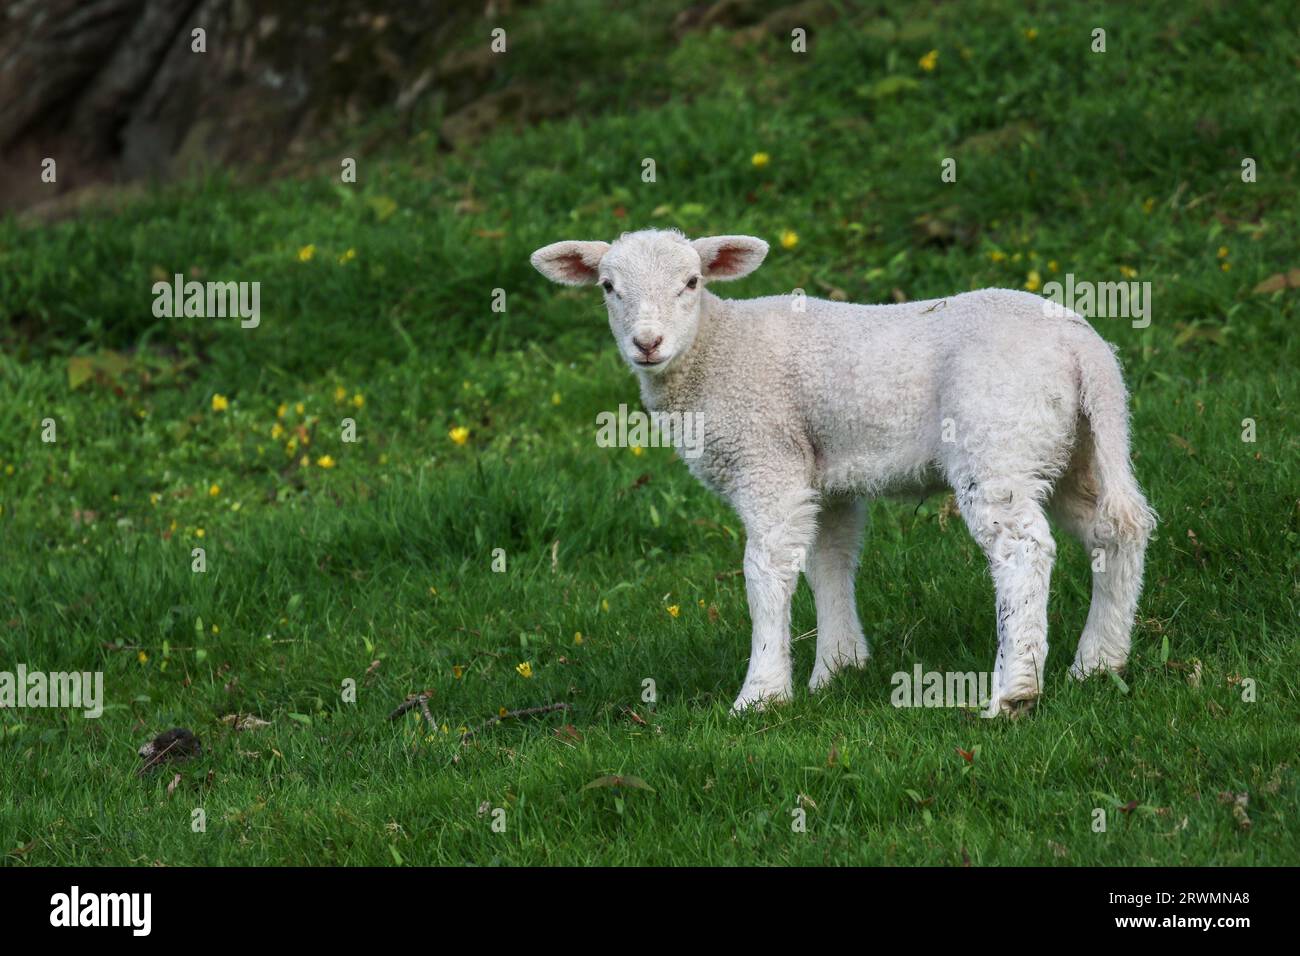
731, 488, 820, 713
806, 497, 870, 692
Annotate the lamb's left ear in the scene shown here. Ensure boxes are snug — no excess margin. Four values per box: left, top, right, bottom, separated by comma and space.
530, 240, 611, 286
692, 235, 769, 281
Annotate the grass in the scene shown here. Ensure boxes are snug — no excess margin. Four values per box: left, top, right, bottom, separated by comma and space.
1, 0, 1297, 865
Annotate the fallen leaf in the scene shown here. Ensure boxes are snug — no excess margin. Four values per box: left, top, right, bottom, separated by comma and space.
1217, 791, 1251, 829
857, 75, 920, 99
1252, 269, 1300, 294
220, 714, 271, 731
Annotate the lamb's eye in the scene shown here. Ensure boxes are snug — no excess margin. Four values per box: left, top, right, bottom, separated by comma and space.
601, 279, 615, 294
686, 276, 699, 290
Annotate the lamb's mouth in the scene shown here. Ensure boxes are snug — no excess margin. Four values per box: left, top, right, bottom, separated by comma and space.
633, 355, 669, 367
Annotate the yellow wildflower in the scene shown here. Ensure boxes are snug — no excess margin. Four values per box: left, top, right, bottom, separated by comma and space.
211, 394, 229, 412
574, 632, 584, 645
516, 662, 533, 678
1024, 270, 1042, 292
316, 455, 336, 469
209, 484, 220, 497
918, 49, 938, 71
667, 605, 680, 618
780, 230, 799, 249
297, 244, 316, 262
751, 152, 771, 169
449, 426, 470, 446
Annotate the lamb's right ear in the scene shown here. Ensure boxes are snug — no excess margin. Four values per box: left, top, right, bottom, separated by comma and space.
693, 235, 769, 281
530, 240, 611, 286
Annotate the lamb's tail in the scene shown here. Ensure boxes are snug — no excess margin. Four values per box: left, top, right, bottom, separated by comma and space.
1071, 327, 1158, 543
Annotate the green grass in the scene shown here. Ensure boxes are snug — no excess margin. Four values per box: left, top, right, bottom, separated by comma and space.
1, 0, 1297, 865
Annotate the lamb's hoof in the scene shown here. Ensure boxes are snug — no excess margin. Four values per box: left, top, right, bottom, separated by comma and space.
1068, 658, 1127, 681
982, 695, 1039, 719
808, 647, 871, 693
730, 685, 791, 715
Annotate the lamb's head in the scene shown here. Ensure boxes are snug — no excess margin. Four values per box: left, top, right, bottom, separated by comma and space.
530, 229, 768, 375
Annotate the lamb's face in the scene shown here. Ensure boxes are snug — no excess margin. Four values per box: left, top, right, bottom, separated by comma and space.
598, 233, 703, 374
530, 230, 769, 377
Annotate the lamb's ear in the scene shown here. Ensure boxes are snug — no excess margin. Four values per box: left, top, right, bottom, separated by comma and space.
692, 235, 769, 281
530, 240, 610, 286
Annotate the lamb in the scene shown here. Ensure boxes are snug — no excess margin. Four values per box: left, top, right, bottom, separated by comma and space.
531, 229, 1156, 717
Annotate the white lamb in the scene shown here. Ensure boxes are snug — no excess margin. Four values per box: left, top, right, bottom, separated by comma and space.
531, 229, 1156, 717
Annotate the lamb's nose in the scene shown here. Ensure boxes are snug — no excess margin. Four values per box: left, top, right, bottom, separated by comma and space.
633, 335, 663, 355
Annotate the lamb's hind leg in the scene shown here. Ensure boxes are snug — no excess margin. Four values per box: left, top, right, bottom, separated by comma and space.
956, 480, 1057, 717
1050, 449, 1154, 678
806, 497, 870, 692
